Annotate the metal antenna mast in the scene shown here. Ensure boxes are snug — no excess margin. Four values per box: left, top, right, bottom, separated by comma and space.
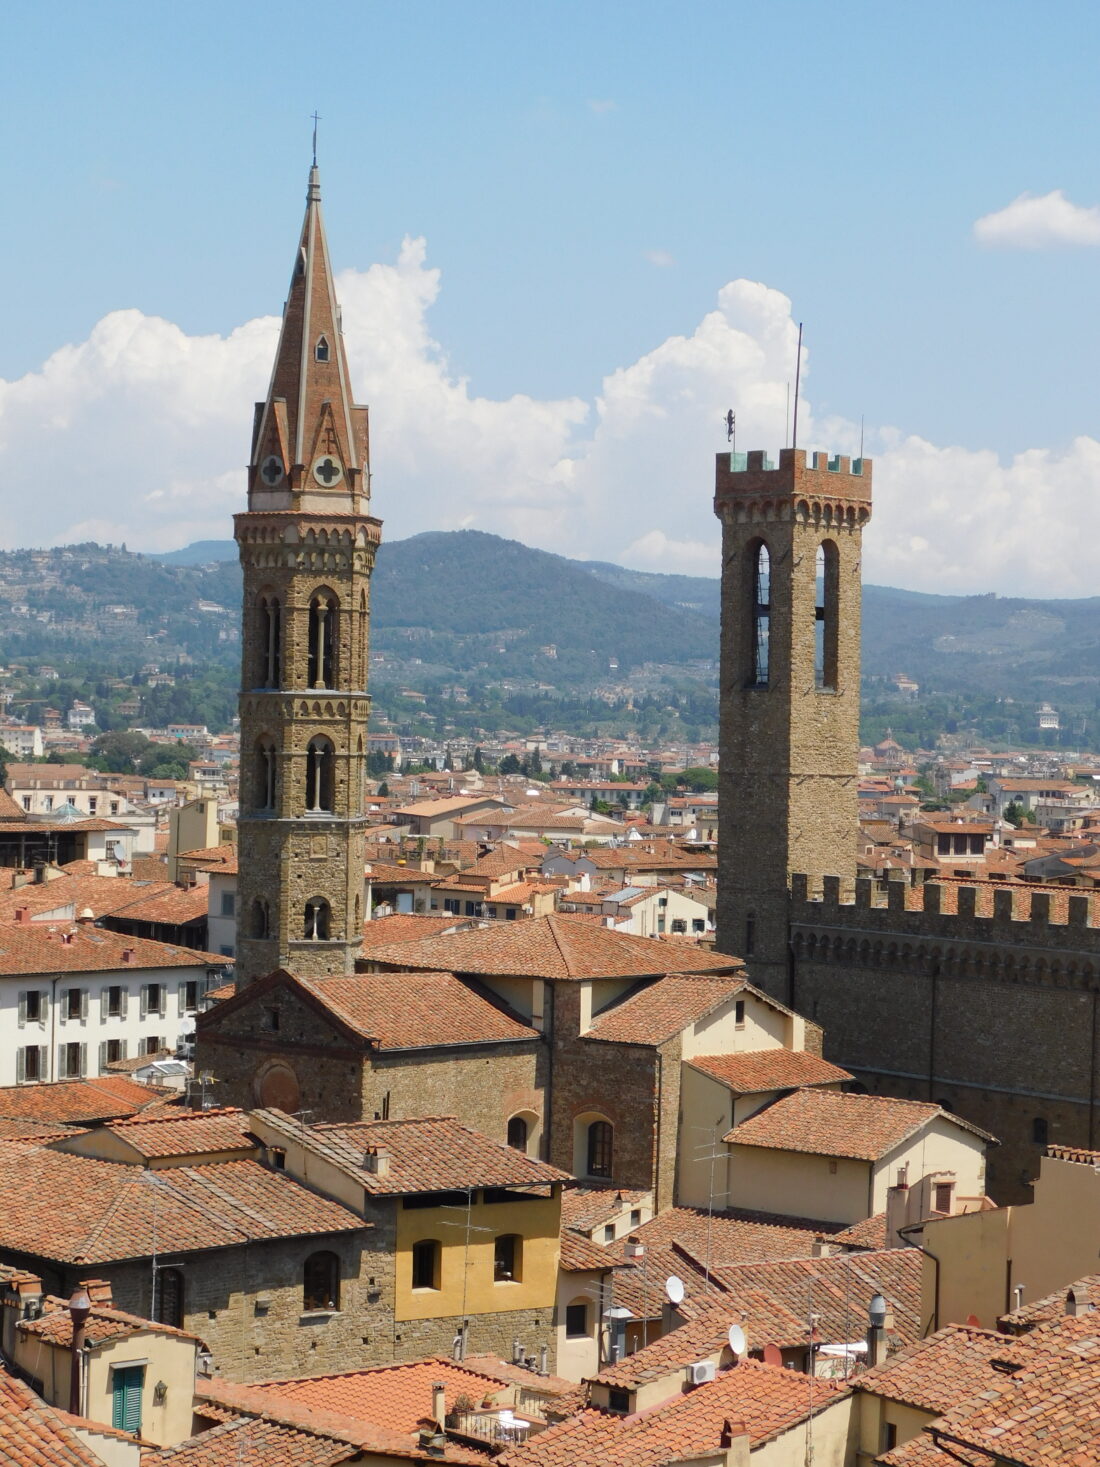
791, 323, 804, 451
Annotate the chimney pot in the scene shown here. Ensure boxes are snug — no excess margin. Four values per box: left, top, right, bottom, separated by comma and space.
363, 1145, 390, 1177
122, 948, 135, 964
15, 907, 30, 924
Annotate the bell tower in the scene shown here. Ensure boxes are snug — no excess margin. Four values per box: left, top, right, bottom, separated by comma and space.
713, 447, 872, 998
234, 164, 382, 987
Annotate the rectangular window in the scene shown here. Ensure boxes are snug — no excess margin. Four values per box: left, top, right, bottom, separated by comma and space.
220, 892, 236, 917
21, 796, 30, 812
62, 1042, 83, 1078
111, 1365, 144, 1433
88, 797, 97, 814
493, 1234, 519, 1282
183, 980, 198, 1012
464, 901, 476, 916
144, 983, 162, 1016
734, 999, 745, 1027
443, 898, 459, 915
934, 1183, 954, 1215
565, 1302, 589, 1338
106, 1039, 123, 1065
144, 1035, 162, 1055
603, 1224, 615, 1243
506, 909, 517, 921
67, 988, 83, 1020
24, 991, 42, 1023
411, 1239, 440, 1291
21, 1046, 42, 1082
107, 986, 123, 1017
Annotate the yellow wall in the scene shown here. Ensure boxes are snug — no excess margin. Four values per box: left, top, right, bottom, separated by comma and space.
395, 1192, 560, 1322
1012, 1152, 1100, 1303
681, 992, 789, 1060
728, 1145, 872, 1225
677, 1065, 735, 1209
752, 1392, 855, 1467
555, 1268, 605, 1382
856, 1393, 933, 1460
922, 1206, 1012, 1329
54, 1130, 254, 1170
871, 1119, 988, 1215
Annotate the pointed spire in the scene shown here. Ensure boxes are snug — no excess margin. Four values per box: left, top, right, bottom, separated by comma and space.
249, 163, 369, 511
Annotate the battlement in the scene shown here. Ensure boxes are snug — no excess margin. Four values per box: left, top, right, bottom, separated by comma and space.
790, 872, 1100, 961
714, 447, 872, 524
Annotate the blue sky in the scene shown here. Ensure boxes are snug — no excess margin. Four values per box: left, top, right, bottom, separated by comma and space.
0, 1, 1097, 592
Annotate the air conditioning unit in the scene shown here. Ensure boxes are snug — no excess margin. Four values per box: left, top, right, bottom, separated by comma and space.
688, 1360, 716, 1386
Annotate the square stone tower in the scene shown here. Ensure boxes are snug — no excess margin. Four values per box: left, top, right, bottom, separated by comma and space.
234, 165, 382, 987
713, 447, 872, 997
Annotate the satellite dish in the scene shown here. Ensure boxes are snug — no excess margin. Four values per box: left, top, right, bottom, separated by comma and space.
762, 1343, 782, 1367
727, 1324, 746, 1357
665, 1275, 685, 1305
966, 1313, 982, 1328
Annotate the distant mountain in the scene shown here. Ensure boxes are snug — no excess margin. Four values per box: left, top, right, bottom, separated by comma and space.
150, 541, 237, 565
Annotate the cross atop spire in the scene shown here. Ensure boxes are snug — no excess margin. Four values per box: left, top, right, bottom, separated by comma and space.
310, 111, 321, 168
247, 164, 369, 513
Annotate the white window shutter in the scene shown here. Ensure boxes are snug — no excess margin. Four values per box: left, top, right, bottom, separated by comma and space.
98, 1041, 107, 1074
79, 1043, 87, 1077
59, 992, 68, 1026
120, 987, 129, 1019
81, 989, 89, 1021
16, 1048, 25, 1082
177, 979, 186, 1012
140, 986, 148, 1019
39, 1046, 48, 1079
100, 989, 109, 1022
57, 1045, 65, 1077
17, 993, 26, 1028
159, 986, 167, 1018
119, 1039, 128, 1061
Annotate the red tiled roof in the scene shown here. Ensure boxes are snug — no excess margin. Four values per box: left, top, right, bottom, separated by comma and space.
304, 971, 538, 1050
0, 1075, 168, 1124
102, 1107, 257, 1159
105, 883, 209, 926
142, 1415, 355, 1467
825, 1213, 888, 1250
689, 1049, 851, 1094
560, 1188, 651, 1234
499, 1361, 846, 1466
0, 1368, 105, 1466
20, 1293, 203, 1348
366, 913, 740, 981
724, 1088, 994, 1161
254, 1111, 570, 1196
0, 1151, 364, 1264
176, 844, 239, 874
582, 974, 747, 1046
0, 920, 223, 974
560, 1230, 617, 1272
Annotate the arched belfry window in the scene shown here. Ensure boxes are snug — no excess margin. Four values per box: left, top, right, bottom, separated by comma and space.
587, 1120, 613, 1179
315, 335, 330, 363
304, 897, 331, 941
815, 541, 839, 690
250, 897, 271, 940
305, 736, 335, 813
257, 594, 281, 688
749, 542, 770, 687
308, 592, 338, 690
256, 739, 277, 811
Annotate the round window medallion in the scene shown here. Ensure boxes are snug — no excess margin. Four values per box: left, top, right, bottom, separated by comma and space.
312, 455, 343, 487
259, 455, 284, 486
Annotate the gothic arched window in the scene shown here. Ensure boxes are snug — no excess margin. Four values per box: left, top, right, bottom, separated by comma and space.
255, 739, 277, 811
586, 1120, 613, 1179
749, 541, 770, 687
305, 736, 335, 812
308, 592, 338, 690
304, 897, 331, 941
257, 594, 281, 688
315, 336, 330, 363
815, 541, 839, 690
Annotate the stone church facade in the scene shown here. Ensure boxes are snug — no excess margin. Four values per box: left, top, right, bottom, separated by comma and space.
714, 444, 1100, 1202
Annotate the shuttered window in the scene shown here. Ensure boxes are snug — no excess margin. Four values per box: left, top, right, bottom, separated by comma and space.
111, 1365, 144, 1433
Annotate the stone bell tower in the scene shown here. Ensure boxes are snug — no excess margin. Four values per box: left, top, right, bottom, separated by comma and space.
713, 447, 872, 999
234, 164, 382, 987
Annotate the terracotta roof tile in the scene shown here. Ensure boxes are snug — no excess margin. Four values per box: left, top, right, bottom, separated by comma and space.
20, 1292, 203, 1348
101, 1107, 257, 1159
582, 974, 747, 1046
366, 913, 740, 981
689, 1049, 851, 1094
304, 971, 538, 1049
141, 1415, 354, 1467
560, 1230, 617, 1272
0, 920, 224, 974
855, 1324, 1021, 1414
499, 1360, 846, 1467
254, 1111, 570, 1195
0, 1150, 364, 1264
0, 1368, 105, 1467
824, 1213, 888, 1251
560, 1188, 651, 1233
0, 1076, 168, 1124
724, 1088, 994, 1162
105, 883, 209, 926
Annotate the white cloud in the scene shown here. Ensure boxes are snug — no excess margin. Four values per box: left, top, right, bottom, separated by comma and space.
587, 99, 616, 114
0, 241, 1097, 597
974, 189, 1100, 248
644, 249, 676, 268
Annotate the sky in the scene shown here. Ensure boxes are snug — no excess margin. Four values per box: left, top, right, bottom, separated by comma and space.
0, 0, 1097, 595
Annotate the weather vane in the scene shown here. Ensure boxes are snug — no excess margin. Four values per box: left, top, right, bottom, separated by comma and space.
310, 111, 321, 167
725, 409, 736, 450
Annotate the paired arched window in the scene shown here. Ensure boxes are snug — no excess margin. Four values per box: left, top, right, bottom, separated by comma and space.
257, 594, 282, 688
304, 897, 331, 941
815, 541, 839, 689
255, 738, 277, 810
315, 336, 330, 363
587, 1120, 614, 1179
250, 897, 271, 940
494, 1234, 522, 1283
412, 1238, 441, 1290
303, 1250, 340, 1311
507, 1115, 528, 1152
305, 736, 335, 812
154, 1267, 184, 1329
749, 542, 770, 686
308, 592, 338, 689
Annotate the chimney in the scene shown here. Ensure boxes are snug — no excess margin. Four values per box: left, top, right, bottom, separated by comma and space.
77, 909, 95, 924
362, 1145, 390, 1177
866, 1294, 893, 1368
538, 1343, 548, 1376
624, 1235, 645, 1261
121, 948, 135, 965
34, 864, 47, 884
15, 907, 31, 925
79, 1279, 112, 1307
431, 1382, 446, 1427
885, 1166, 910, 1249
1066, 1287, 1090, 1318
719, 1420, 751, 1467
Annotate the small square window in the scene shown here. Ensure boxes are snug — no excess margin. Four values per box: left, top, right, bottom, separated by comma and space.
603, 1224, 615, 1243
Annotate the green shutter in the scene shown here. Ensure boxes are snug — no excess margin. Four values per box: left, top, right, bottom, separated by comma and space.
111, 1365, 144, 1433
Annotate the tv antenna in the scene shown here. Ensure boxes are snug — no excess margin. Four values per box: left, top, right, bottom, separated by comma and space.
791, 323, 803, 451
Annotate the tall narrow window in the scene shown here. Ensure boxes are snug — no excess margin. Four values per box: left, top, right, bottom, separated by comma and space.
359, 590, 368, 688
815, 541, 839, 689
250, 897, 271, 940
155, 1267, 185, 1329
256, 739, 277, 810
315, 335, 330, 363
308, 592, 337, 689
305, 736, 335, 812
257, 595, 281, 687
750, 542, 770, 687
412, 1239, 440, 1290
494, 1234, 521, 1282
303, 1250, 340, 1310
304, 898, 331, 941
507, 1115, 528, 1152
587, 1120, 613, 1179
